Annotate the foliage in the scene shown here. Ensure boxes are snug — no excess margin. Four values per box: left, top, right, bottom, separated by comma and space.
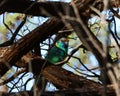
0, 0, 119, 96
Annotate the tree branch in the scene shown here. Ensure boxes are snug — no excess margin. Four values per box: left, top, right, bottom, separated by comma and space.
0, 0, 74, 17
0, 17, 64, 76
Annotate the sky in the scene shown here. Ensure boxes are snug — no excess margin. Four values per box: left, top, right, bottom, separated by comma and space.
0, 0, 119, 92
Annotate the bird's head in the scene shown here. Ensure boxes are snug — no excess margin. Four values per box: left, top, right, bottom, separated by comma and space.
55, 38, 69, 52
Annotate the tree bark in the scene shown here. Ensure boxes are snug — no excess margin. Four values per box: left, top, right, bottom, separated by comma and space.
0, 0, 120, 17
42, 65, 101, 89
0, 66, 116, 96
0, 0, 119, 95
0, 17, 64, 76
42, 65, 116, 96
0, 0, 74, 17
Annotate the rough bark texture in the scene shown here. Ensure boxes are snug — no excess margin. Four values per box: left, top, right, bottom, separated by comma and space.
42, 65, 101, 89
0, 0, 74, 17
42, 65, 116, 96
0, 0, 112, 77
0, 66, 116, 96
0, 0, 120, 17
0, 17, 64, 76
0, 0, 119, 95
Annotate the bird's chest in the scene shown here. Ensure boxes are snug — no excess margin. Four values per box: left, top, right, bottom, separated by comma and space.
46, 47, 67, 64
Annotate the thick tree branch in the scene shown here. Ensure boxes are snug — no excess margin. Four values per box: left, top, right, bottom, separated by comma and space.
0, 65, 116, 96
42, 65, 101, 89
0, 87, 116, 96
0, 17, 64, 76
41, 65, 115, 95
0, 0, 120, 17
0, 0, 119, 95
0, 0, 74, 17
0, 0, 115, 79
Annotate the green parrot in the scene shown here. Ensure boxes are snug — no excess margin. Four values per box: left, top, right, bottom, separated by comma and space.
45, 37, 69, 64
34, 38, 68, 91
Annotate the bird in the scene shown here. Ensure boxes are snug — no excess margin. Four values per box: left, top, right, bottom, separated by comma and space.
45, 37, 69, 64
34, 38, 69, 91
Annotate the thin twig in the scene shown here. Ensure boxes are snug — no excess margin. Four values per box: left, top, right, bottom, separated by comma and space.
0, 68, 27, 86
107, 17, 120, 47
0, 16, 27, 47
3, 13, 13, 34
